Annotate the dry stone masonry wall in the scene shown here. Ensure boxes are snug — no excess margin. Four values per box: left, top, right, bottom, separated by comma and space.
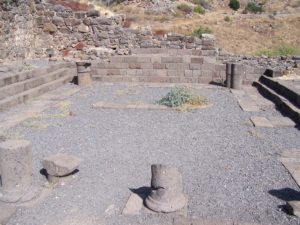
0, 1, 216, 62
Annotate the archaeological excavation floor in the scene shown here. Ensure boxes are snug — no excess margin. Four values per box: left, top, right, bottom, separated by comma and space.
3, 83, 300, 225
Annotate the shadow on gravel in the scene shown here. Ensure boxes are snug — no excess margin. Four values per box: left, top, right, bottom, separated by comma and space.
269, 188, 300, 215
39, 168, 79, 179
129, 186, 151, 204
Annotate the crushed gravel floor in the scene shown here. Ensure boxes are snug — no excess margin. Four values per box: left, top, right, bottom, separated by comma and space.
4, 83, 300, 225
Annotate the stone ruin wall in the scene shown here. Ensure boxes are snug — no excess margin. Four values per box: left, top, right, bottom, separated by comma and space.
0, 1, 216, 63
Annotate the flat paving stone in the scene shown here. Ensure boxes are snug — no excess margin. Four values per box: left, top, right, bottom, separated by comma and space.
238, 99, 260, 112
250, 116, 273, 128
280, 149, 300, 187
0, 204, 17, 224
268, 116, 296, 127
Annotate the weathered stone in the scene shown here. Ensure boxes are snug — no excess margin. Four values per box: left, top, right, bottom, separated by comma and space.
43, 22, 57, 33
42, 153, 81, 177
65, 18, 81, 27
145, 164, 187, 213
0, 203, 17, 224
287, 201, 300, 217
78, 23, 89, 33
52, 16, 65, 27
250, 116, 273, 128
0, 140, 33, 203
122, 193, 143, 215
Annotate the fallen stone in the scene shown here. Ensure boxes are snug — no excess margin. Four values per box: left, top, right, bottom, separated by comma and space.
250, 116, 273, 128
43, 23, 57, 33
268, 116, 296, 127
287, 201, 300, 217
42, 153, 81, 177
78, 23, 89, 33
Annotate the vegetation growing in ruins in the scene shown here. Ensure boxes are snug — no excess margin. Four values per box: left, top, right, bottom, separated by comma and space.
192, 26, 212, 38
177, 3, 193, 14
157, 87, 207, 109
255, 44, 300, 57
194, 5, 205, 14
243, 2, 264, 14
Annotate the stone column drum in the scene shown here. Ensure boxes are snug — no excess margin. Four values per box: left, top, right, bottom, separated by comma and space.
145, 164, 187, 213
231, 64, 244, 90
0, 140, 33, 203
225, 63, 232, 88
76, 61, 92, 86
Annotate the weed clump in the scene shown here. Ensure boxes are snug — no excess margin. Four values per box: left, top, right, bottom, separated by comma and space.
244, 2, 264, 14
192, 26, 212, 38
157, 87, 208, 110
194, 5, 205, 14
177, 3, 193, 14
229, 0, 240, 11
255, 44, 300, 57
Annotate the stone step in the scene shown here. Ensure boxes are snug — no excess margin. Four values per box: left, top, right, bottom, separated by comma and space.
93, 75, 212, 84
0, 75, 74, 112
100, 55, 205, 64
92, 68, 214, 77
0, 62, 74, 88
259, 75, 300, 108
0, 68, 73, 101
253, 80, 300, 124
130, 48, 203, 56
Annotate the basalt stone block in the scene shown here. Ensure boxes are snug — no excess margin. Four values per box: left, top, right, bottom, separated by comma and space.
42, 153, 81, 177
0, 140, 33, 203
145, 164, 187, 213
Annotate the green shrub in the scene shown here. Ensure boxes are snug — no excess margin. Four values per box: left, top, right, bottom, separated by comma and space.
177, 3, 193, 14
192, 0, 209, 9
192, 26, 212, 38
244, 2, 264, 13
194, 5, 205, 14
224, 16, 230, 22
229, 0, 240, 11
157, 87, 207, 108
255, 44, 300, 57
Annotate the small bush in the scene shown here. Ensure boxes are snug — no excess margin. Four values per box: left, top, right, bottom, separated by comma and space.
244, 2, 264, 14
157, 87, 207, 108
192, 26, 212, 38
224, 16, 230, 22
177, 3, 193, 14
194, 5, 205, 14
255, 44, 300, 57
192, 0, 209, 9
229, 0, 240, 11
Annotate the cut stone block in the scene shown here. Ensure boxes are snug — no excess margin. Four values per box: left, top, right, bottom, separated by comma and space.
0, 203, 17, 224
268, 116, 296, 127
287, 201, 300, 218
42, 153, 81, 176
122, 193, 143, 215
250, 116, 273, 128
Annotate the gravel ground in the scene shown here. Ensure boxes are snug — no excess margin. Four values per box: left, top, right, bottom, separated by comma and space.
5, 83, 300, 225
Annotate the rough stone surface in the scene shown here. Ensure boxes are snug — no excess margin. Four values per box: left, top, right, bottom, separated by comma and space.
0, 140, 33, 203
42, 153, 81, 176
122, 193, 143, 215
0, 203, 17, 225
250, 116, 274, 128
145, 164, 187, 213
